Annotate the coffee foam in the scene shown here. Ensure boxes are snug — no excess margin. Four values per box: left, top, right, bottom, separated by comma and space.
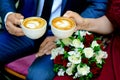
23, 17, 45, 29
52, 17, 75, 30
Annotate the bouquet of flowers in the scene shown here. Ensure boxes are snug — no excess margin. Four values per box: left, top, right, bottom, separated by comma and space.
51, 30, 108, 80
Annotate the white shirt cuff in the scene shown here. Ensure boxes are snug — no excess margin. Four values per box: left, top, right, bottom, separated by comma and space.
4, 12, 14, 24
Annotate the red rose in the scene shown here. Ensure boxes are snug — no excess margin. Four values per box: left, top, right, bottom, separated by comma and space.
84, 34, 94, 47
62, 59, 68, 67
100, 45, 105, 50
90, 62, 101, 76
90, 62, 97, 67
54, 75, 74, 80
64, 46, 70, 52
82, 58, 89, 64
97, 40, 102, 44
54, 55, 68, 67
91, 67, 101, 76
91, 67, 100, 75
54, 55, 63, 65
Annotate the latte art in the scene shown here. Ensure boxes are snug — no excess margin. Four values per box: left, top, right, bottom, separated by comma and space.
26, 21, 40, 29
23, 17, 45, 29
52, 17, 75, 30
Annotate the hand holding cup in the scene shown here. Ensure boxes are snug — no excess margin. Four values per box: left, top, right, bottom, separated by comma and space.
21, 17, 47, 39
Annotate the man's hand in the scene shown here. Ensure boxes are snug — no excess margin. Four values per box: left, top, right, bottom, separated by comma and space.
6, 13, 24, 36
36, 36, 57, 57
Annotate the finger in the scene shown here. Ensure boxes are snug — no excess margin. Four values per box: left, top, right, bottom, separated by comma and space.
35, 51, 43, 57
45, 51, 51, 55
35, 39, 49, 57
7, 13, 24, 26
14, 29, 24, 36
13, 18, 22, 25
43, 43, 55, 52
6, 22, 16, 35
45, 44, 56, 55
36, 41, 56, 57
36, 36, 57, 57
63, 11, 73, 17
40, 38, 48, 48
6, 22, 24, 36
40, 36, 56, 48
42, 40, 55, 51
38, 42, 53, 56
15, 13, 24, 19
15, 13, 24, 25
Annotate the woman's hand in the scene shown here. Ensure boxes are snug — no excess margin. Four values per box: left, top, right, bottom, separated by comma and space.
63, 11, 90, 31
6, 13, 24, 36
36, 36, 57, 57
63, 11, 113, 34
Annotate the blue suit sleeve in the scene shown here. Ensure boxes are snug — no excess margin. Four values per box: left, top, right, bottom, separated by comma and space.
81, 0, 108, 18
0, 0, 16, 22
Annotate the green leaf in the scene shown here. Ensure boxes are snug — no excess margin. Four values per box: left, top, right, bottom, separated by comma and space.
77, 30, 84, 42
59, 39, 65, 47
78, 48, 83, 53
78, 30, 81, 40
94, 46, 101, 51
53, 64, 60, 72
64, 51, 69, 59
53, 64, 66, 72
97, 64, 103, 68
88, 72, 93, 78
79, 77, 84, 80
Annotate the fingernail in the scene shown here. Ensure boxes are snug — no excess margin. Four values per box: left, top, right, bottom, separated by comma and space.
35, 54, 39, 57
63, 14, 68, 17
46, 53, 50, 55
20, 15, 24, 18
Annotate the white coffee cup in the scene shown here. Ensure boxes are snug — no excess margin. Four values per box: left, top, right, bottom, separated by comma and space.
51, 17, 76, 39
21, 17, 47, 39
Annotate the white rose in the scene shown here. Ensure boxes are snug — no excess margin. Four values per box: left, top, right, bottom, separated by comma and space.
77, 64, 90, 76
71, 39, 84, 48
98, 50, 108, 59
91, 41, 99, 48
83, 47, 95, 58
50, 47, 64, 59
95, 50, 108, 64
68, 52, 81, 64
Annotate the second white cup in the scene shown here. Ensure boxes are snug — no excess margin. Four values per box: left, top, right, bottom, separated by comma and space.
51, 17, 76, 39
